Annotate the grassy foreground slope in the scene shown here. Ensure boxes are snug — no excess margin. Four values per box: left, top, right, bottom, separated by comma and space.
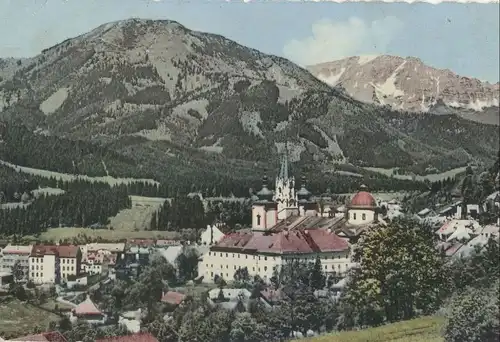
303, 316, 444, 342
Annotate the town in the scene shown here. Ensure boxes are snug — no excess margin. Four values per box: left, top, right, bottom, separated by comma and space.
0, 154, 498, 341
0, 2, 499, 342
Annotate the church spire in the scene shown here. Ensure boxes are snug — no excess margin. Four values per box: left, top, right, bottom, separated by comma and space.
279, 144, 289, 180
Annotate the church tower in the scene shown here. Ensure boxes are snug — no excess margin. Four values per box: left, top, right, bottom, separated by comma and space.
252, 176, 278, 232
273, 145, 298, 220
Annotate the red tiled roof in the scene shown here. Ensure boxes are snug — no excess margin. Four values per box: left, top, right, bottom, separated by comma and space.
213, 228, 348, 254
11, 331, 67, 342
161, 291, 186, 305
30, 245, 79, 258
73, 297, 102, 316
95, 333, 159, 342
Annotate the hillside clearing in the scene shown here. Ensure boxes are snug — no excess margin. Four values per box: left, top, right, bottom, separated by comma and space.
303, 316, 444, 342
364, 166, 467, 182
0, 160, 159, 186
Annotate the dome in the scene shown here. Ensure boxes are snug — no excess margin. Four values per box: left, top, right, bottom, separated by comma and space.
256, 175, 274, 202
297, 175, 312, 202
349, 185, 376, 208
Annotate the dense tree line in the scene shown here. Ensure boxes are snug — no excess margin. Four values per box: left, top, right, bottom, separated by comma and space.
0, 181, 131, 236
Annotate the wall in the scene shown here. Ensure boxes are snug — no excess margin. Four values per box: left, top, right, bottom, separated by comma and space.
199, 249, 354, 283
347, 209, 375, 225
29, 255, 56, 284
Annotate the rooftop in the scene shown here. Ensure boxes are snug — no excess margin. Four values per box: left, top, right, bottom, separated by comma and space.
161, 291, 186, 305
213, 226, 349, 254
2, 244, 32, 255
30, 245, 79, 258
73, 296, 102, 316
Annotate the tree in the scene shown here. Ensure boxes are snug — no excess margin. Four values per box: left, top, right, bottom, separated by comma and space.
12, 260, 24, 282
340, 219, 447, 328
175, 246, 199, 281
229, 313, 265, 342
443, 280, 499, 342
310, 256, 326, 290
146, 318, 179, 341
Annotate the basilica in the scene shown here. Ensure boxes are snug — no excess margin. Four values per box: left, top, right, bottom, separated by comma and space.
198, 153, 384, 283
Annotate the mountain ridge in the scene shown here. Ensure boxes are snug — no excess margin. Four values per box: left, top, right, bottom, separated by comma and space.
307, 55, 499, 124
0, 18, 498, 181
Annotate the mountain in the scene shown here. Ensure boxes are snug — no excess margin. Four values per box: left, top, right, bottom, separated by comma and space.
307, 55, 500, 125
0, 19, 498, 183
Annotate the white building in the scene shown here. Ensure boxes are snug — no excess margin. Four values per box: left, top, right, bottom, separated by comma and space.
200, 225, 225, 246
0, 244, 32, 281
29, 245, 81, 284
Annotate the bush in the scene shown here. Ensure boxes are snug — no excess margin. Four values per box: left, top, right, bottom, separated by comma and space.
443, 281, 499, 342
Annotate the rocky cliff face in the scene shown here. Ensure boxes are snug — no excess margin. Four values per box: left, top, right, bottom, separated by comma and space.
308, 55, 499, 125
0, 19, 497, 177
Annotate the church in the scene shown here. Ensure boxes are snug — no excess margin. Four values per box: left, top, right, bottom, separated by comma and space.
198, 153, 383, 283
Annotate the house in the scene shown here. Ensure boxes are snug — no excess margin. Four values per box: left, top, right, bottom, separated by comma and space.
95, 332, 159, 342
0, 271, 13, 287
119, 310, 142, 333
156, 245, 184, 267
71, 296, 106, 324
435, 219, 479, 241
161, 290, 186, 306
0, 244, 32, 281
4, 331, 67, 342
200, 225, 225, 246
29, 245, 81, 284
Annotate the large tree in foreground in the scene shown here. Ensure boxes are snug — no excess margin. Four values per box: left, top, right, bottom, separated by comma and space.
340, 219, 447, 328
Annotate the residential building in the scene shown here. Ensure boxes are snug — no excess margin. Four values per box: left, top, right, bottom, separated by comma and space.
200, 224, 226, 246
71, 296, 106, 325
29, 245, 81, 284
0, 244, 32, 281
161, 290, 186, 307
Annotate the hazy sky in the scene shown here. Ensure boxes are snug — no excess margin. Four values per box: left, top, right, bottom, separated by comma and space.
1, 0, 499, 82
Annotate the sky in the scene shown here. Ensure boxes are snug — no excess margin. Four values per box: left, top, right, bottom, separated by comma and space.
0, 0, 499, 83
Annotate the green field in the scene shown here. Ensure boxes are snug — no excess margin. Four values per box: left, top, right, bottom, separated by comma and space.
304, 316, 445, 342
0, 298, 60, 338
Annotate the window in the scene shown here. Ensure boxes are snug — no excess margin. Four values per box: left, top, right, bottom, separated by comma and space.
264, 257, 267, 261
31, 272, 34, 278
234, 265, 236, 270
252, 267, 255, 271
238, 254, 240, 258
246, 255, 248, 259
257, 214, 261, 225
220, 253, 222, 257
353, 213, 357, 220
226, 253, 228, 257
362, 213, 366, 220
324, 265, 328, 270
209, 252, 211, 256
36, 266, 39, 270
264, 266, 267, 271
211, 272, 214, 277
